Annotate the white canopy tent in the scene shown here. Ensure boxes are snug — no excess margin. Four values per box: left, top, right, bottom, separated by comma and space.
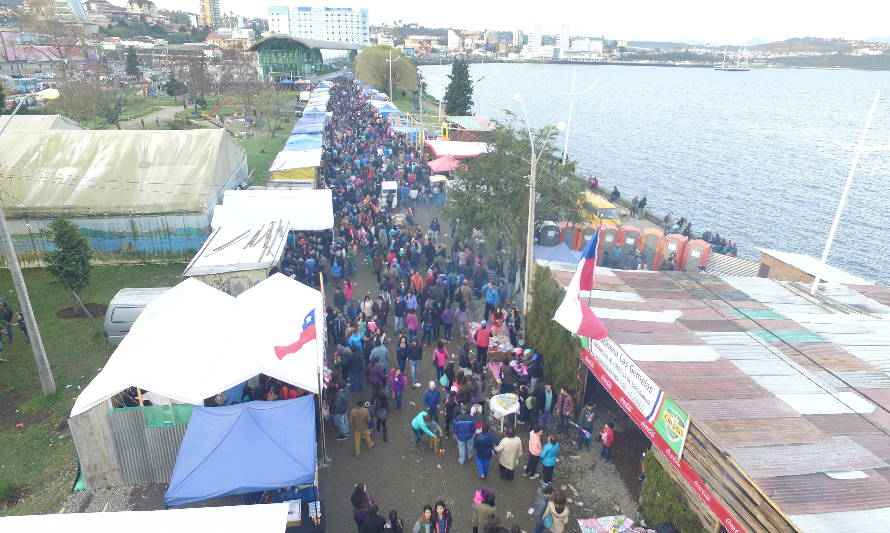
424, 139, 489, 159
269, 149, 323, 173
0, 503, 289, 533
71, 274, 325, 417
211, 189, 334, 230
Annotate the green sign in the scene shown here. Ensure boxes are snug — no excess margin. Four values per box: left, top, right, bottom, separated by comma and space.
652, 396, 691, 458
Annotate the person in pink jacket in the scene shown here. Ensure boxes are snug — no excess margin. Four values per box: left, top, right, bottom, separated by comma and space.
523, 425, 543, 479
433, 340, 449, 382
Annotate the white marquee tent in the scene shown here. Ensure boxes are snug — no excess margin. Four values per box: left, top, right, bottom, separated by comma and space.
211, 189, 334, 230
0, 503, 288, 533
70, 274, 325, 417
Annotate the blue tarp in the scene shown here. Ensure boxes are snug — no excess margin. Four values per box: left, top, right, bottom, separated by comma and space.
292, 122, 325, 134
534, 243, 582, 264
284, 134, 323, 151
165, 397, 317, 506
316, 81, 332, 88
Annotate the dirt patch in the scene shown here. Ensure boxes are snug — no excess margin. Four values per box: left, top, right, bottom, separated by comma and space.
0, 387, 51, 431
56, 303, 107, 319
1, 484, 28, 509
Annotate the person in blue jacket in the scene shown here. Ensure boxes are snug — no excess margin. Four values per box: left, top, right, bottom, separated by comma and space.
423, 381, 441, 423
473, 425, 500, 479
451, 405, 476, 465
540, 435, 561, 484
483, 281, 500, 320
411, 411, 436, 452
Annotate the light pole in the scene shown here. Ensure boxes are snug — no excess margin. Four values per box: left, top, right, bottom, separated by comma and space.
562, 69, 599, 165
513, 92, 565, 324
0, 89, 60, 395
385, 49, 400, 103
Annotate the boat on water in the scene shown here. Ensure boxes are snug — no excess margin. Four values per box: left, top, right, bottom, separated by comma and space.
714, 46, 750, 71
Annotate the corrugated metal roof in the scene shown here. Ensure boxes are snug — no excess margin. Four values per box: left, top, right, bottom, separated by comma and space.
704, 253, 760, 277
545, 266, 890, 526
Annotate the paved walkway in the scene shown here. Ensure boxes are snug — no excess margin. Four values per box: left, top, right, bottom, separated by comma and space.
119, 105, 187, 130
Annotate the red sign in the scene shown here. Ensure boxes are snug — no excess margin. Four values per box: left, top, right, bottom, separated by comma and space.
581, 349, 747, 533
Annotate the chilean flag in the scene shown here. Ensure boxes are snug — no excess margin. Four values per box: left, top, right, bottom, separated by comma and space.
274, 310, 317, 360
553, 227, 609, 340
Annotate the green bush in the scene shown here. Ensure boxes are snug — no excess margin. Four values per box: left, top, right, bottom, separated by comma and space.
0, 477, 25, 506
640, 452, 708, 533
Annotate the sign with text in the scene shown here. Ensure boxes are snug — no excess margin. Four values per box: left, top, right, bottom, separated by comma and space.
582, 337, 665, 423
653, 396, 691, 458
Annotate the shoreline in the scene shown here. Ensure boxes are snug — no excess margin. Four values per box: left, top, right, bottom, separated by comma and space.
416, 59, 882, 72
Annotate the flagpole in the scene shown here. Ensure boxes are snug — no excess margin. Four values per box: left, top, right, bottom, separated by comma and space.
317, 272, 330, 464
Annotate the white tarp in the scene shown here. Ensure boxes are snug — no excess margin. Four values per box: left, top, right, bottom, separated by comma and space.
184, 220, 291, 276
211, 189, 334, 230
0, 503, 289, 533
269, 149, 323, 172
71, 274, 325, 417
425, 140, 488, 158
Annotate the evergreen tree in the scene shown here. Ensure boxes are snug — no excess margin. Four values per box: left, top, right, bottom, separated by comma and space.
0, 84, 5, 115
443, 58, 473, 116
45, 219, 93, 315
125, 46, 141, 77
525, 266, 580, 390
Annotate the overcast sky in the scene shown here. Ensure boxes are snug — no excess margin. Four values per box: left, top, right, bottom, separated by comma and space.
152, 0, 890, 44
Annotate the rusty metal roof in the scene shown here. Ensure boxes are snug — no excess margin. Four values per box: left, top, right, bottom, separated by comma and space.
549, 265, 890, 530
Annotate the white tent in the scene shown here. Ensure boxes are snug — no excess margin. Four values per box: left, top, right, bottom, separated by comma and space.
269, 149, 323, 173
0, 503, 288, 533
70, 274, 325, 417
425, 139, 488, 159
184, 220, 291, 277
211, 189, 334, 230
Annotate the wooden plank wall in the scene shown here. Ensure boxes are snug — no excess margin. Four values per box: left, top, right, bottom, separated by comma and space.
68, 401, 123, 489
678, 421, 803, 533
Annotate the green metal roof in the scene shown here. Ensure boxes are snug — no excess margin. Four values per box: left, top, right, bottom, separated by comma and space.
445, 115, 493, 132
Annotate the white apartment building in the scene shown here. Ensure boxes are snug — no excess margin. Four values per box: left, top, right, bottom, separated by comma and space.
266, 6, 369, 45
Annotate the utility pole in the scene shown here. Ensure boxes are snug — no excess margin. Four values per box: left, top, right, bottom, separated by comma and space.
0, 97, 56, 394
385, 49, 400, 103
562, 71, 599, 165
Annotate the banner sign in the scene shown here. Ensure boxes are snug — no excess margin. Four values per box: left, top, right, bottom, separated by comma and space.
579, 342, 746, 533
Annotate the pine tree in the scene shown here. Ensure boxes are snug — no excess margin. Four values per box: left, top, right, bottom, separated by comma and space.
45, 219, 93, 315
125, 46, 141, 77
525, 265, 580, 390
443, 58, 474, 116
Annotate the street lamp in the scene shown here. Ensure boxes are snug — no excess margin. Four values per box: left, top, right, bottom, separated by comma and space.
513, 92, 565, 326
562, 70, 599, 165
385, 49, 400, 103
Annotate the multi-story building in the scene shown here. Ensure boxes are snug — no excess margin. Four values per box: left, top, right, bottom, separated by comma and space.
266, 6, 369, 46
512, 29, 523, 47
526, 24, 542, 58
199, 0, 220, 29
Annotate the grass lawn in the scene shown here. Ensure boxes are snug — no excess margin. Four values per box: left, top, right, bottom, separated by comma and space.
0, 264, 185, 516
241, 128, 293, 186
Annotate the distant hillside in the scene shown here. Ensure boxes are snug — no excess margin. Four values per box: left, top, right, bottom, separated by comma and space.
750, 37, 853, 54
628, 40, 699, 50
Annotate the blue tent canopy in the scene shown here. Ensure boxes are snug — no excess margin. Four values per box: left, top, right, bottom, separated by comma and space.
316, 81, 332, 88
279, 79, 293, 84
284, 134, 323, 151
298, 114, 327, 124
534, 243, 582, 264
165, 397, 317, 506
292, 123, 325, 134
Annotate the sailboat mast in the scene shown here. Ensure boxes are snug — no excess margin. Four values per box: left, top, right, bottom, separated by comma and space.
736, 46, 742, 68
722, 45, 727, 68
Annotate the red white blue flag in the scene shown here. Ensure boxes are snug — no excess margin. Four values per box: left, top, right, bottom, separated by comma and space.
553, 227, 608, 340
274, 310, 317, 360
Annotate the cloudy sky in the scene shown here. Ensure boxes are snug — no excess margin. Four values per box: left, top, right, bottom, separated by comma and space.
148, 0, 890, 44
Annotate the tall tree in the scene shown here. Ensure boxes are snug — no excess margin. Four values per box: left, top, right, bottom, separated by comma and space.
443, 58, 473, 115
354, 45, 417, 97
218, 50, 264, 117
442, 118, 590, 259
47, 80, 131, 129
45, 219, 92, 315
525, 266, 580, 390
125, 46, 140, 77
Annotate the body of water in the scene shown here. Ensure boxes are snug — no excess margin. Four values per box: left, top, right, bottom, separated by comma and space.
420, 63, 890, 286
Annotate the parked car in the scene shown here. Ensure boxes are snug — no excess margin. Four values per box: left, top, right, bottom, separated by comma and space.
104, 288, 170, 345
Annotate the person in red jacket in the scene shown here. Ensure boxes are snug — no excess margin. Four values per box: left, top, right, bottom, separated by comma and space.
600, 421, 615, 462
474, 321, 492, 366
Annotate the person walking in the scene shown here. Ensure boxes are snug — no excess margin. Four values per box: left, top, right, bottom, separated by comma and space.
600, 421, 615, 462
411, 412, 436, 452
452, 404, 475, 465
576, 401, 596, 451
432, 341, 448, 382
441, 304, 455, 341
375, 392, 390, 442
473, 321, 492, 366
455, 303, 469, 340
333, 382, 350, 441
555, 387, 574, 431
472, 491, 496, 533
387, 509, 405, 533
523, 425, 543, 479
535, 384, 555, 429
351, 483, 374, 532
540, 435, 560, 484
349, 400, 374, 457
532, 484, 554, 533
494, 427, 522, 480
423, 380, 441, 423
395, 335, 409, 373
473, 425, 499, 479
432, 501, 452, 533
412, 504, 434, 533
541, 491, 570, 533
368, 360, 385, 399
483, 281, 499, 319
389, 368, 407, 411
361, 504, 387, 533
408, 338, 423, 387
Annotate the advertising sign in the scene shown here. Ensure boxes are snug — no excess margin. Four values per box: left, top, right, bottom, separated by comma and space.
652, 396, 691, 458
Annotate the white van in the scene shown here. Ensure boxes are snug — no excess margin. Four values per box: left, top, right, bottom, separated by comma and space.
104, 288, 170, 346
